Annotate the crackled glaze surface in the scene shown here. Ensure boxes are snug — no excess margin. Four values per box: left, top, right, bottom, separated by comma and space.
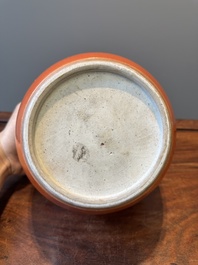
35, 73, 161, 199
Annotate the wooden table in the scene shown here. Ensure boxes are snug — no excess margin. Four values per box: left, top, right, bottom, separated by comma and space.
0, 113, 197, 265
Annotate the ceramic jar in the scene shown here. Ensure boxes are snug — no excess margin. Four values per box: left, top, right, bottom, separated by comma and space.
16, 53, 175, 214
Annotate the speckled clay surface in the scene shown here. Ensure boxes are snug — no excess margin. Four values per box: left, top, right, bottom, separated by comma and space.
16, 54, 175, 213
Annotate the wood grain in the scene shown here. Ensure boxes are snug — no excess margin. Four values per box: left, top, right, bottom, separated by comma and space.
0, 113, 198, 264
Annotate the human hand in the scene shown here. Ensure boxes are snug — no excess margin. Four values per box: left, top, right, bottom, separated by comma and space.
0, 104, 24, 180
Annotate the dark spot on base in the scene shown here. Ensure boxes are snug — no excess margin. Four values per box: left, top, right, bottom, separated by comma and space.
72, 143, 89, 162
